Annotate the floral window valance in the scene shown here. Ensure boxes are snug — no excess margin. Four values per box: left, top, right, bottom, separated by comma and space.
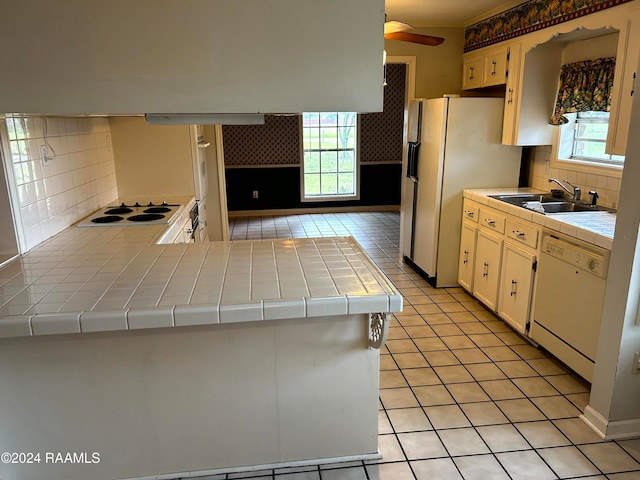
549, 57, 616, 125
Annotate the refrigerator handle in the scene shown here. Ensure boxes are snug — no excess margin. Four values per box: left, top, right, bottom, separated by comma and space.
407, 141, 420, 181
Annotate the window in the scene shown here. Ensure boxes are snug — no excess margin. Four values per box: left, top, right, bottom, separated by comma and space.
556, 112, 624, 168
302, 112, 358, 200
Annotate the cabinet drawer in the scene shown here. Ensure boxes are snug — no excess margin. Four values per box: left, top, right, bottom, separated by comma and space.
479, 208, 506, 234
462, 201, 479, 223
506, 219, 539, 249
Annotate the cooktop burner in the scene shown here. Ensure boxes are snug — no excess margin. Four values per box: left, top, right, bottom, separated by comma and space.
127, 213, 166, 222
91, 215, 124, 224
77, 201, 182, 227
143, 207, 171, 214
105, 207, 134, 215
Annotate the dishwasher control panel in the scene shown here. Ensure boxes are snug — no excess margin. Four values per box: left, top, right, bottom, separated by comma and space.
542, 234, 609, 278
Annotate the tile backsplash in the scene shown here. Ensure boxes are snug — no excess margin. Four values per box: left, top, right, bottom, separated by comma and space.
3, 116, 118, 251
528, 145, 621, 208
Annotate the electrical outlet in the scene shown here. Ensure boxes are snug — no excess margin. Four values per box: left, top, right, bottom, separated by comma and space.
633, 352, 640, 374
253, 191, 259, 199
544, 161, 549, 174
39, 145, 49, 165
106, 134, 112, 152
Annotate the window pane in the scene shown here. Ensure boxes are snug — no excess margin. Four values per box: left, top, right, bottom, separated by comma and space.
320, 151, 338, 172
320, 113, 338, 127
338, 173, 354, 194
304, 174, 320, 196
321, 127, 337, 149
304, 151, 320, 173
338, 152, 354, 172
303, 127, 319, 150
573, 140, 608, 159
303, 113, 319, 127
337, 126, 355, 149
321, 173, 338, 194
576, 123, 608, 141
338, 112, 356, 127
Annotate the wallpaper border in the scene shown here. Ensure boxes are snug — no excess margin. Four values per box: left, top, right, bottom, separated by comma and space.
464, 0, 633, 52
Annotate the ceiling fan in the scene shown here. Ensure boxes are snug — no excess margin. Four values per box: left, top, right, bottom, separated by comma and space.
384, 20, 444, 46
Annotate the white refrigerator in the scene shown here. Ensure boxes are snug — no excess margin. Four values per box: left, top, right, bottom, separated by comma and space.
401, 96, 522, 287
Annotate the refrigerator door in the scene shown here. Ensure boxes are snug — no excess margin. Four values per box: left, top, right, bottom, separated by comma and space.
411, 97, 448, 278
407, 99, 422, 143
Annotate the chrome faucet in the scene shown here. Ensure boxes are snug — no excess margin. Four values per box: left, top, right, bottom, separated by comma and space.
548, 178, 581, 201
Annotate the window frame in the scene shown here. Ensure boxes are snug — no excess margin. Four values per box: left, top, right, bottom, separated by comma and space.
551, 111, 624, 178
299, 113, 361, 202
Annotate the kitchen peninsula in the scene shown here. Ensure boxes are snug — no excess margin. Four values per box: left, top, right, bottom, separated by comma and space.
0, 221, 402, 480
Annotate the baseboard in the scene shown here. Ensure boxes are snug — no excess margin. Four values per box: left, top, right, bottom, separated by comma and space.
581, 406, 640, 440
125, 451, 383, 480
229, 205, 400, 218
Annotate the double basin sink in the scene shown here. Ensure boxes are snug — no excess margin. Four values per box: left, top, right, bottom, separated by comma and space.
489, 193, 616, 214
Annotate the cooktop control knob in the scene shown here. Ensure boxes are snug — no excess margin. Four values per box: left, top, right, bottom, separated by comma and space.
148, 202, 154, 207
134, 202, 141, 207
161, 201, 168, 206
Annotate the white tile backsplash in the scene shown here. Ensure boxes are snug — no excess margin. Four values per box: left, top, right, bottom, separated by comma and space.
4, 115, 118, 251
529, 145, 620, 208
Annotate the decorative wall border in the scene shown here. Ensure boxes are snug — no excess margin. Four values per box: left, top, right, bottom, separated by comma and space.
464, 0, 634, 52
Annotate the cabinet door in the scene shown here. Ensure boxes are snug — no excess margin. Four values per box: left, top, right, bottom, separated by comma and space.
472, 229, 503, 311
458, 221, 477, 292
483, 45, 508, 86
607, 13, 640, 155
462, 53, 484, 90
502, 42, 522, 146
497, 243, 536, 334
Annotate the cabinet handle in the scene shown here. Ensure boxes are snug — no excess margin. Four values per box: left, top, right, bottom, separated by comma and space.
482, 262, 489, 277
632, 72, 636, 97
512, 230, 525, 238
507, 88, 514, 104
469, 66, 474, 80
463, 250, 469, 265
485, 219, 496, 226
491, 60, 497, 76
510, 280, 517, 296
464, 210, 475, 217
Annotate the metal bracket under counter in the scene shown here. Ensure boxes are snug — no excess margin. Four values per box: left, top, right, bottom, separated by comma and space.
368, 312, 390, 349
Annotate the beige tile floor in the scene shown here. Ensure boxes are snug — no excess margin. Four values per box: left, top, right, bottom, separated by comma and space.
204, 211, 640, 480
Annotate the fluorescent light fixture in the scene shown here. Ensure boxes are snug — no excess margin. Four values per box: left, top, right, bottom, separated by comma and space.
145, 113, 265, 125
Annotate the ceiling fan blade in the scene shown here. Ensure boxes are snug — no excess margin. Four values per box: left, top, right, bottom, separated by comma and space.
384, 31, 445, 46
384, 20, 413, 35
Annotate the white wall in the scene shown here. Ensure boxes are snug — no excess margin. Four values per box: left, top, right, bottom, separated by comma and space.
1, 116, 118, 252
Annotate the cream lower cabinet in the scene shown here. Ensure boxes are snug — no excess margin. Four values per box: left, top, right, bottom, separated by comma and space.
497, 243, 536, 334
472, 229, 503, 311
458, 221, 478, 292
459, 200, 540, 333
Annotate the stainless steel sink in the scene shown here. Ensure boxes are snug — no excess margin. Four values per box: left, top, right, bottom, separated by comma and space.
489, 193, 557, 205
539, 201, 594, 213
489, 194, 616, 214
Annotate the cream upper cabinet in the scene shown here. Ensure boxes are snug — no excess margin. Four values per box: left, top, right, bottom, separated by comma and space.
502, 42, 522, 146
606, 10, 640, 156
462, 53, 485, 90
483, 45, 509, 87
462, 45, 509, 90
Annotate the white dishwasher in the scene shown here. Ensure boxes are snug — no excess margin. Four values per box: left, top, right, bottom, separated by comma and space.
530, 230, 610, 382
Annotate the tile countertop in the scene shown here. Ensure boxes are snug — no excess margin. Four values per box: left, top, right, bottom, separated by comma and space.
0, 224, 403, 338
464, 188, 616, 250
